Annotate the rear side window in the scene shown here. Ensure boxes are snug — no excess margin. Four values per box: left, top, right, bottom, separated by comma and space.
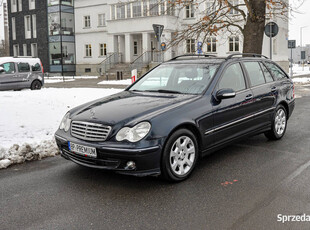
18, 62, 30, 72
259, 63, 274, 83
219, 63, 246, 92
0, 62, 16, 74
265, 62, 287, 80
243, 62, 266, 87
32, 63, 41, 72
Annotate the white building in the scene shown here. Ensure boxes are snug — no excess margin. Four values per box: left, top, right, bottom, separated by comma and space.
0, 0, 8, 51
74, 0, 289, 76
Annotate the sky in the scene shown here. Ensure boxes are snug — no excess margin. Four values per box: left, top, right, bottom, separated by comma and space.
289, 0, 310, 46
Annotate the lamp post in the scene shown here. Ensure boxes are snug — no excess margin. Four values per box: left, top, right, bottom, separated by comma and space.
300, 26, 309, 70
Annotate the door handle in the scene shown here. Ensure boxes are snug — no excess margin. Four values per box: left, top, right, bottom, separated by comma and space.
245, 94, 253, 100
271, 86, 277, 92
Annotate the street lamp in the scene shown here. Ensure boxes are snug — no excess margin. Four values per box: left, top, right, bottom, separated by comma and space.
300, 25, 309, 70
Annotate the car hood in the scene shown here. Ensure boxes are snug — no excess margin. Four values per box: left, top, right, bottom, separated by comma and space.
70, 91, 199, 126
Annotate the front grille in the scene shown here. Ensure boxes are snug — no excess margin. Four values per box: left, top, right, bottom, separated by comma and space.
71, 121, 111, 142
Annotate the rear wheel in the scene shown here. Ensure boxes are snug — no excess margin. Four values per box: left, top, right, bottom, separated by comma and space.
161, 129, 198, 182
264, 105, 287, 140
31, 80, 42, 90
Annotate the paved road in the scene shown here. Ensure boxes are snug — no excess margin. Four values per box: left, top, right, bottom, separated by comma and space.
1, 87, 310, 230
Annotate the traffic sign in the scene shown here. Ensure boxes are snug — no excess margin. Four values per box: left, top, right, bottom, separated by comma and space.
265, 22, 279, 37
153, 24, 164, 42
288, 40, 296, 49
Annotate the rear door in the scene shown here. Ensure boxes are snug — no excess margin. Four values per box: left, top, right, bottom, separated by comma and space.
16, 62, 32, 88
242, 61, 276, 127
210, 62, 256, 147
0, 62, 18, 90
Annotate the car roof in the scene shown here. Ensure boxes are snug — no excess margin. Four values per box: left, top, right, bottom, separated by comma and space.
0, 57, 41, 65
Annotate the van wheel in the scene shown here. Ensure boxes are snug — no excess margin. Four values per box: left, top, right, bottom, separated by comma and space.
31, 80, 42, 90
161, 129, 198, 182
264, 105, 287, 140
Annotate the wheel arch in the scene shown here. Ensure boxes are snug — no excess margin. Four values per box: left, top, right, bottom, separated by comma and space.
278, 101, 289, 119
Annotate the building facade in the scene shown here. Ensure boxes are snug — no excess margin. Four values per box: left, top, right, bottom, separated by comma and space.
289, 45, 310, 64
7, 0, 75, 75
0, 0, 9, 56
75, 0, 289, 76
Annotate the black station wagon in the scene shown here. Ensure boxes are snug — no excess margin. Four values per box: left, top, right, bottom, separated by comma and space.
55, 54, 295, 181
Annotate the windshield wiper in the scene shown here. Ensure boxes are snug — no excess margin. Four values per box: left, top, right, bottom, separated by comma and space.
146, 89, 182, 94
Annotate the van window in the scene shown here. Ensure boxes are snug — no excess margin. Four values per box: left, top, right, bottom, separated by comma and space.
0, 62, 16, 74
32, 63, 41, 72
265, 62, 287, 80
219, 63, 246, 92
18, 62, 30, 72
243, 62, 266, 87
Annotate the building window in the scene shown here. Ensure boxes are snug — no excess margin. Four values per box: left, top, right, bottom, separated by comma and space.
167, 2, 175, 16
207, 37, 217, 53
206, 1, 215, 15
13, 44, 19, 56
99, 43, 107, 56
111, 5, 115, 20
12, 17, 16, 40
32, 14, 37, 38
186, 39, 195, 53
23, 44, 27, 56
11, 0, 17, 13
229, 36, 240, 52
143, 1, 148, 16
98, 14, 106, 27
61, 13, 74, 35
133, 1, 142, 17
133, 41, 138, 55
18, 0, 22, 11
116, 4, 125, 19
229, 0, 239, 15
185, 3, 195, 18
85, 68, 91, 73
149, 0, 159, 16
84, 16, 91, 28
85, 44, 92, 57
31, 43, 37, 57
62, 42, 75, 64
29, 0, 35, 10
61, 0, 73, 6
24, 15, 32, 39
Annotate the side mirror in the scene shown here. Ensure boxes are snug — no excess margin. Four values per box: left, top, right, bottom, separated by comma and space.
0, 67, 4, 73
216, 88, 236, 100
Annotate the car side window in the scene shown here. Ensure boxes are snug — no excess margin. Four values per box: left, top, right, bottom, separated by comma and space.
18, 62, 30, 73
218, 63, 246, 92
243, 62, 266, 87
259, 62, 274, 83
0, 62, 16, 74
264, 62, 287, 80
32, 63, 41, 72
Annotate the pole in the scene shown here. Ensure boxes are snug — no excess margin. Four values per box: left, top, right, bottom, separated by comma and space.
157, 26, 161, 62
270, 23, 272, 60
290, 48, 293, 78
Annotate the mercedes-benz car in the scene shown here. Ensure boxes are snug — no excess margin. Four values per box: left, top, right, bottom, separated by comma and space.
55, 54, 295, 181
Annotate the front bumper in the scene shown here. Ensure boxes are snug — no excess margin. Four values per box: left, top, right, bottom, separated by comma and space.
55, 134, 162, 177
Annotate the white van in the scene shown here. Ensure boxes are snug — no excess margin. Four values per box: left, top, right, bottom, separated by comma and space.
0, 57, 44, 91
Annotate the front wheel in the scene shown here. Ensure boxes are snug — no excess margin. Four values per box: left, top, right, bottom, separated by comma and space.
264, 105, 287, 140
31, 80, 42, 90
161, 129, 198, 182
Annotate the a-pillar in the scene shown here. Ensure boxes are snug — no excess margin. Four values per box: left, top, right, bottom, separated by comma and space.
125, 33, 133, 63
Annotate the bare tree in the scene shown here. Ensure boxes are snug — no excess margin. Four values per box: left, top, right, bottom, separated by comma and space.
168, 0, 303, 54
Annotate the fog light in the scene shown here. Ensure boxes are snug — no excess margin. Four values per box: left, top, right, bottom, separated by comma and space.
126, 161, 136, 170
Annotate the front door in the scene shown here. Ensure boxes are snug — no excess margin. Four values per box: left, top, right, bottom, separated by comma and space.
0, 62, 18, 90
210, 62, 256, 147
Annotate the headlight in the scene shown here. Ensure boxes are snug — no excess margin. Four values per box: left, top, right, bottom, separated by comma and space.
116, 122, 151, 142
59, 112, 71, 132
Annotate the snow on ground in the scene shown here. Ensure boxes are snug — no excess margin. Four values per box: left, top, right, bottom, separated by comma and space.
292, 77, 310, 84
45, 79, 75, 84
44, 76, 98, 84
291, 64, 310, 77
98, 79, 132, 85
0, 88, 122, 169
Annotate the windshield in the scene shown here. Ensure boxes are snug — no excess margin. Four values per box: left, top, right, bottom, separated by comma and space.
129, 64, 220, 95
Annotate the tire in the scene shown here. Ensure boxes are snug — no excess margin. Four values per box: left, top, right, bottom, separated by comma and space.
30, 80, 42, 90
264, 105, 287, 140
161, 129, 198, 182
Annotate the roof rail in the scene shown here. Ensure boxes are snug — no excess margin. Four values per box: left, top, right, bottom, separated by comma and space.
170, 54, 217, 61
226, 53, 269, 60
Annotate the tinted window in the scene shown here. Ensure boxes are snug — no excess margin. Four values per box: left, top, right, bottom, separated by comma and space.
243, 62, 266, 87
259, 63, 274, 83
265, 62, 287, 80
0, 62, 16, 74
18, 63, 30, 72
219, 63, 246, 92
32, 63, 41, 72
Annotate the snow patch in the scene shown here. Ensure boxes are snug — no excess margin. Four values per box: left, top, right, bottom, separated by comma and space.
98, 79, 132, 85
293, 77, 310, 84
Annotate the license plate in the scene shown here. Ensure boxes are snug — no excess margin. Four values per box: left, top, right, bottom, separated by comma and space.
68, 142, 97, 158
